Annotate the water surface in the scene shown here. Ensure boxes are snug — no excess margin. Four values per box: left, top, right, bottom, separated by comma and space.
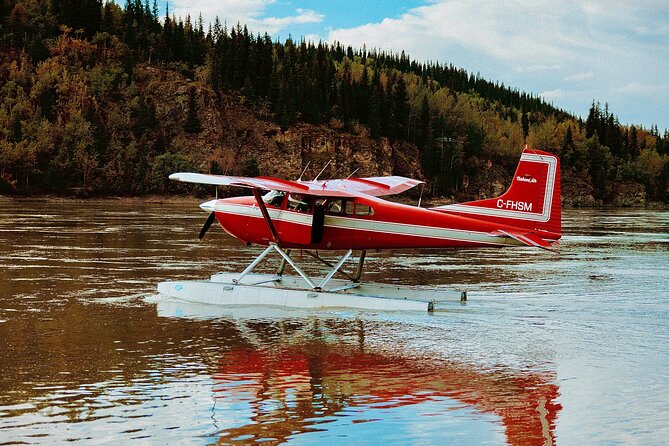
0, 199, 667, 445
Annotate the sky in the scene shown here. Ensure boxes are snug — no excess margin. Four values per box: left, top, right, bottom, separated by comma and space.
158, 0, 669, 132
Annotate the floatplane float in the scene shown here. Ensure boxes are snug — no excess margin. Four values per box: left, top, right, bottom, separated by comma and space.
157, 147, 561, 312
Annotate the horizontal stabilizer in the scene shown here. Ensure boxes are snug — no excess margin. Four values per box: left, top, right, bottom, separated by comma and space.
495, 229, 557, 252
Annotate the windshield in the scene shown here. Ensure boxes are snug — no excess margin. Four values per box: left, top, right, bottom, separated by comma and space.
262, 190, 285, 207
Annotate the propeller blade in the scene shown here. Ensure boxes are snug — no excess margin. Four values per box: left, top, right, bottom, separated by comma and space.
198, 212, 217, 240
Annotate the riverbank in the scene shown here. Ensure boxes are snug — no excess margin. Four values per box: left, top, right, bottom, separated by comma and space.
1, 194, 666, 209
0, 194, 202, 205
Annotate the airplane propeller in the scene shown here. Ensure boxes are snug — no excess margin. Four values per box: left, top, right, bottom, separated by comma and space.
198, 212, 217, 240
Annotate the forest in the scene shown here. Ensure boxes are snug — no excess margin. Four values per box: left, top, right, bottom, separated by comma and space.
1, 0, 668, 204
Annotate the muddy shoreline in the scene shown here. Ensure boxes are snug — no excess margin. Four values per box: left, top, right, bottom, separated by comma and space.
1, 194, 666, 209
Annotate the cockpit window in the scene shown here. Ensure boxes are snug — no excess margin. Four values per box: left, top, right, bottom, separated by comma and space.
341, 200, 374, 216
327, 199, 343, 214
287, 193, 312, 213
263, 190, 285, 207
355, 204, 374, 216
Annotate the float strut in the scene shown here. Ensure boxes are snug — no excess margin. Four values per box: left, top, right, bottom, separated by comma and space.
272, 245, 317, 289
234, 245, 274, 284
317, 249, 353, 290
234, 245, 357, 292
354, 250, 366, 282
276, 249, 291, 276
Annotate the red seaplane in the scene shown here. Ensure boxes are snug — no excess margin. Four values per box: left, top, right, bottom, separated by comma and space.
161, 147, 560, 311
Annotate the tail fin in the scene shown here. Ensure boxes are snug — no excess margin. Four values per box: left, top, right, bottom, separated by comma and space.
433, 148, 561, 237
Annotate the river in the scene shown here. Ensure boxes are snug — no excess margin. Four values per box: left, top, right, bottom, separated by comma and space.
0, 199, 667, 445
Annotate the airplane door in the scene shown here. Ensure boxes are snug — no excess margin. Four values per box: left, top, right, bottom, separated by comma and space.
311, 204, 325, 243
276, 194, 314, 245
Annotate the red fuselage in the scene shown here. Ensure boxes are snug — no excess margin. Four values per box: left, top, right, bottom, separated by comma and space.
205, 193, 559, 250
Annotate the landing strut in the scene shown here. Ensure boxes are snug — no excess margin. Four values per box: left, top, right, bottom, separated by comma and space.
156, 245, 467, 312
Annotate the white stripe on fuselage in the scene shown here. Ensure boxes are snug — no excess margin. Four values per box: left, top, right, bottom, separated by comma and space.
210, 202, 520, 246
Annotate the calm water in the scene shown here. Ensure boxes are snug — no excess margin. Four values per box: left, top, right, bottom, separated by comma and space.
0, 199, 667, 445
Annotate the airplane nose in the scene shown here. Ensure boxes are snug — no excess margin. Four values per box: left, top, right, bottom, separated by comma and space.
200, 199, 217, 213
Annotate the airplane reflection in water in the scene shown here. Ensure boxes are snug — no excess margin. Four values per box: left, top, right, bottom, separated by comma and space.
156, 299, 561, 445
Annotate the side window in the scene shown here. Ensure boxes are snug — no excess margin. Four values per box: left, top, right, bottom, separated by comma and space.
287, 194, 312, 213
355, 204, 374, 216
327, 199, 343, 214
345, 201, 355, 215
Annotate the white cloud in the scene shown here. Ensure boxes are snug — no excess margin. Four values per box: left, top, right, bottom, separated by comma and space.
303, 33, 324, 44
617, 82, 669, 95
327, 1, 588, 67
565, 71, 594, 82
325, 0, 669, 129
248, 8, 324, 35
540, 89, 564, 100
170, 0, 274, 25
169, 0, 323, 36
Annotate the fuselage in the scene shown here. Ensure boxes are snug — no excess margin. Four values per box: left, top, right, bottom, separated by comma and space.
203, 192, 560, 250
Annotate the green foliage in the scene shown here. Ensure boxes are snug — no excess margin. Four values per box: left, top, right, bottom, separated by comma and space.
0, 0, 666, 203
586, 135, 613, 199
634, 149, 668, 199
241, 157, 260, 177
148, 152, 193, 193
184, 87, 201, 133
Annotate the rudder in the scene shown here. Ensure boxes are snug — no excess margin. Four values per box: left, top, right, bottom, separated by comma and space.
433, 148, 561, 237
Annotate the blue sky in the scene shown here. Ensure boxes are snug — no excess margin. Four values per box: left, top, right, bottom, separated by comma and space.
158, 0, 669, 132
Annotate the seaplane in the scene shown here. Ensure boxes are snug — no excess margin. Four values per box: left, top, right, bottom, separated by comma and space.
157, 147, 560, 312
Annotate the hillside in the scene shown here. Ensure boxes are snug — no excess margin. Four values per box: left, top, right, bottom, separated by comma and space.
0, 0, 667, 204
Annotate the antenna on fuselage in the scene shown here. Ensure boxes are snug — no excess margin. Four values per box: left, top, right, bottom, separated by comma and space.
313, 159, 332, 181
417, 182, 425, 208
326, 165, 345, 181
345, 168, 359, 179
297, 161, 311, 182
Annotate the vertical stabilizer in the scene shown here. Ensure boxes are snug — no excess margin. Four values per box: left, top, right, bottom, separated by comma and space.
432, 148, 561, 237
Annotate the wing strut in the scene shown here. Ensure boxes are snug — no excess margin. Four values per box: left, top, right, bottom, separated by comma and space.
251, 188, 281, 245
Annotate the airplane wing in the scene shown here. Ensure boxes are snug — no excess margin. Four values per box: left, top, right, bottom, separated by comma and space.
494, 229, 558, 252
169, 173, 422, 197
308, 176, 423, 197
169, 173, 312, 194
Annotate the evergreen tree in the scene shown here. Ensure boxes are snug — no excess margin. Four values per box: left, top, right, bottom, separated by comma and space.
585, 101, 598, 139
587, 134, 613, 199
521, 108, 529, 139
368, 68, 383, 138
628, 125, 638, 159
0, 0, 7, 31
391, 76, 409, 140
356, 62, 370, 125
338, 59, 353, 129
52, 0, 102, 38
416, 95, 431, 150
184, 87, 201, 133
560, 125, 575, 164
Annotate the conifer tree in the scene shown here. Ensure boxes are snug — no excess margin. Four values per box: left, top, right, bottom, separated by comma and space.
184, 87, 201, 133
391, 76, 409, 140
561, 125, 575, 163
585, 101, 599, 139
628, 125, 638, 159
416, 95, 431, 150
368, 68, 383, 138
521, 108, 529, 139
